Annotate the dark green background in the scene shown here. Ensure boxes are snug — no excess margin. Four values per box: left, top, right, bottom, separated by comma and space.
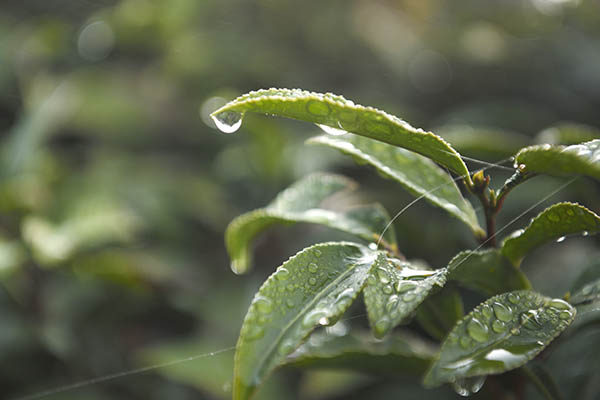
1, 1, 599, 399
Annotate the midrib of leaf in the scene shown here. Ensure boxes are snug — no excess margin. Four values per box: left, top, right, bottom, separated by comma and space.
235, 253, 374, 392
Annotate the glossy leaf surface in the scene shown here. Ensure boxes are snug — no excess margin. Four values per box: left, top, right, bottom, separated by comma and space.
225, 173, 395, 274
514, 139, 600, 180
234, 242, 375, 400
308, 134, 483, 236
502, 202, 600, 266
286, 329, 436, 376
424, 291, 576, 387
447, 249, 531, 295
364, 253, 448, 338
211, 88, 471, 182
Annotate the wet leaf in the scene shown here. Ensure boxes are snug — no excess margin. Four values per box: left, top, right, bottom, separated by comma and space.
535, 122, 600, 145
502, 202, 600, 266
416, 286, 464, 341
233, 242, 376, 400
364, 253, 448, 338
514, 139, 600, 181
308, 134, 483, 236
423, 290, 576, 388
447, 249, 531, 295
225, 173, 395, 274
286, 329, 436, 377
211, 88, 472, 183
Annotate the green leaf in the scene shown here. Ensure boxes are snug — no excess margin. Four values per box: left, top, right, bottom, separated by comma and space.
570, 278, 600, 307
447, 249, 531, 295
233, 242, 376, 400
308, 134, 483, 237
514, 139, 600, 181
423, 291, 576, 388
502, 202, 600, 266
211, 88, 472, 183
225, 173, 395, 274
416, 286, 464, 341
364, 253, 448, 338
535, 122, 600, 145
286, 329, 436, 377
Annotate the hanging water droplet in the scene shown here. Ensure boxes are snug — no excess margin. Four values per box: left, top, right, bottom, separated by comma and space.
368, 242, 378, 250
493, 302, 513, 322
302, 309, 328, 328
452, 376, 486, 397
556, 236, 566, 243
308, 262, 318, 273
582, 231, 589, 237
317, 123, 348, 136
211, 111, 243, 133
318, 317, 330, 326
467, 318, 490, 342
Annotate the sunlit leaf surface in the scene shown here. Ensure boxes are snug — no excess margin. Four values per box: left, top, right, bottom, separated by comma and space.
502, 202, 600, 266
211, 88, 472, 182
308, 134, 483, 236
424, 291, 576, 388
234, 242, 375, 400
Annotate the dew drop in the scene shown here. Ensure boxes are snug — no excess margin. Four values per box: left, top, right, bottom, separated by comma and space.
368, 242, 378, 250
493, 302, 513, 322
396, 281, 418, 293
377, 268, 391, 284
254, 297, 273, 314
582, 231, 589, 237
403, 292, 417, 302
375, 317, 391, 335
275, 268, 290, 281
508, 293, 520, 304
211, 111, 243, 133
302, 309, 328, 328
559, 310, 572, 320
492, 320, 507, 333
244, 325, 265, 341
308, 277, 317, 285
318, 317, 330, 326
467, 318, 490, 342
452, 376, 486, 397
286, 299, 295, 308
386, 295, 399, 312
547, 212, 560, 223
308, 263, 318, 273
367, 275, 377, 285
547, 298, 571, 310
317, 123, 348, 136
556, 236, 566, 243
481, 305, 493, 319
382, 285, 393, 295
520, 310, 543, 330
314, 249, 322, 257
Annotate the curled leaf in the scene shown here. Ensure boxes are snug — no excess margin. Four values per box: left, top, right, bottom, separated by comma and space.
211, 88, 471, 183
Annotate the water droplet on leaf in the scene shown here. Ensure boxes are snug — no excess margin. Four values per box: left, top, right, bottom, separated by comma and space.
556, 236, 566, 243
308, 263, 318, 273
452, 376, 486, 397
211, 111, 243, 133
493, 302, 513, 322
467, 318, 490, 342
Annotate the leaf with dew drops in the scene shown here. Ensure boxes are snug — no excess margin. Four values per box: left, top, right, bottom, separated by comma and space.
514, 139, 600, 181
233, 242, 376, 400
307, 134, 484, 237
285, 329, 437, 377
226, 173, 396, 274
210, 88, 472, 184
501, 202, 600, 266
447, 249, 531, 295
423, 290, 576, 389
363, 253, 449, 338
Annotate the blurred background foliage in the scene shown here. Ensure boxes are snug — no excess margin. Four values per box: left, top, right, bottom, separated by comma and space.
1, 0, 599, 399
